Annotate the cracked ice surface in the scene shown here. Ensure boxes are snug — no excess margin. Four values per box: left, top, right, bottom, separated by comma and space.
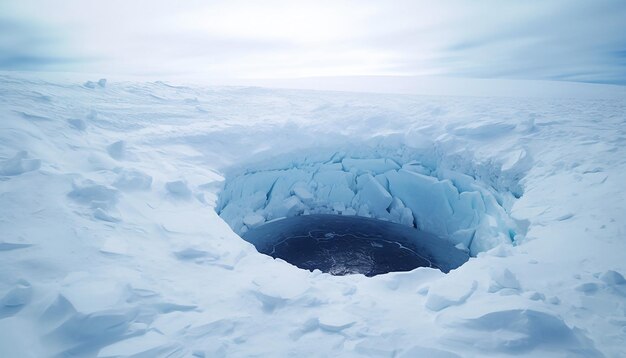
0, 72, 625, 357
218, 147, 521, 255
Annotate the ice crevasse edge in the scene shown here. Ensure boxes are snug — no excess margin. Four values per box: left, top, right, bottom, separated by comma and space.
217, 144, 527, 255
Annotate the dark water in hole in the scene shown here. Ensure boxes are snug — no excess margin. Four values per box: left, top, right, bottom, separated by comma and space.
242, 214, 469, 277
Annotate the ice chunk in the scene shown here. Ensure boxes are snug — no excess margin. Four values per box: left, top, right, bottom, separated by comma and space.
454, 243, 469, 252
488, 268, 521, 292
113, 169, 152, 191
243, 213, 265, 228
219, 171, 281, 206
314, 170, 354, 189
357, 174, 393, 217
486, 243, 513, 257
291, 182, 314, 204
426, 280, 477, 311
471, 225, 510, 255
332, 202, 345, 213
386, 169, 455, 236
267, 196, 304, 219
374, 173, 388, 189
341, 157, 400, 175
401, 162, 430, 175
246, 191, 268, 211
500, 148, 530, 172
327, 184, 354, 204
450, 229, 475, 249
265, 170, 311, 208
304, 173, 344, 202
357, 204, 371, 217
400, 207, 414, 226
388, 197, 405, 212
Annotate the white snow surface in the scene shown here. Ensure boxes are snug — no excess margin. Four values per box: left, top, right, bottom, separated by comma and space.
1, 72, 626, 357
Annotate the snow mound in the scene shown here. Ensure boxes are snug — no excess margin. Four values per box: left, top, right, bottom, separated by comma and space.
442, 309, 603, 357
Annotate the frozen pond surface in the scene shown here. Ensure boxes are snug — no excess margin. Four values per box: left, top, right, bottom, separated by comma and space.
243, 214, 469, 276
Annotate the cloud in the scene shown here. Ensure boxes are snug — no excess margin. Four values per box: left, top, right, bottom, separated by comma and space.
435, 0, 626, 84
1, 0, 625, 84
0, 17, 78, 70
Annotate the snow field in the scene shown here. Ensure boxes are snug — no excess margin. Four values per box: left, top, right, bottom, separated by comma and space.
0, 73, 625, 357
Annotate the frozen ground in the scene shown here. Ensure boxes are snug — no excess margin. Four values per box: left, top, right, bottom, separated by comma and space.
1, 72, 625, 357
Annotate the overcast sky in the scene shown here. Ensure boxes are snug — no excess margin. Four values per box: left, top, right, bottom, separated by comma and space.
1, 0, 626, 84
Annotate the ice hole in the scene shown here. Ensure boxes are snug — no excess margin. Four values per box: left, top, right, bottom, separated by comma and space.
243, 214, 469, 276
217, 148, 523, 273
